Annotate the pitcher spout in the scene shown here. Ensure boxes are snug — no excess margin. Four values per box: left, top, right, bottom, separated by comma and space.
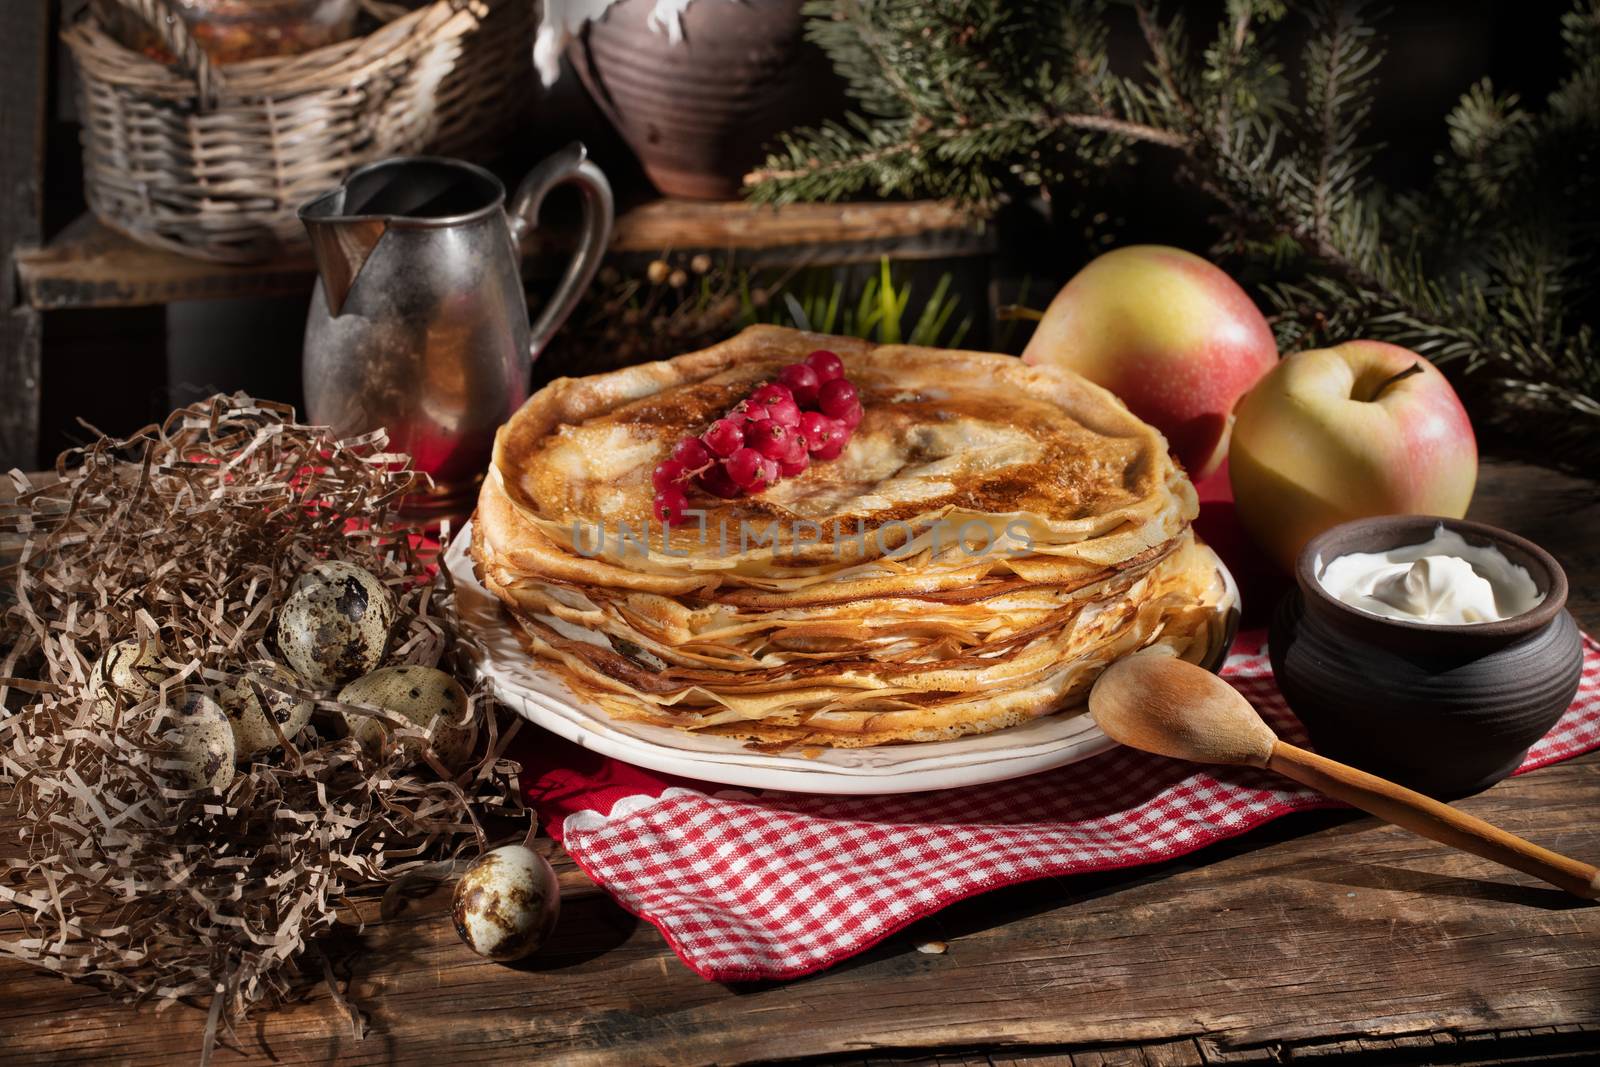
301, 157, 516, 317
300, 186, 387, 318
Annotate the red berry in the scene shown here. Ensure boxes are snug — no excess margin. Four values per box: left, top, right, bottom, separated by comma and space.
725, 447, 765, 490
812, 436, 847, 462
746, 420, 792, 460
653, 486, 689, 525
703, 417, 745, 457
749, 383, 801, 427
777, 363, 820, 406
698, 463, 743, 498
817, 378, 858, 419
652, 459, 687, 492
798, 412, 843, 454
797, 411, 831, 451
779, 452, 810, 478
753, 456, 781, 491
779, 430, 809, 466
770, 397, 803, 426
750, 382, 793, 406
806, 350, 845, 382
837, 401, 863, 430
672, 437, 711, 471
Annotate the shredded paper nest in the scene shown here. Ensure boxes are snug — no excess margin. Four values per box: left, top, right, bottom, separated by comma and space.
0, 395, 525, 1043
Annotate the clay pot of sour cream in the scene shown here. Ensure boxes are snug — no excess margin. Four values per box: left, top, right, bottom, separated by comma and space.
1269, 515, 1582, 798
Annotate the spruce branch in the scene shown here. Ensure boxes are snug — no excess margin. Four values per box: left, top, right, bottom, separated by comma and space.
746, 0, 1600, 467
746, 111, 1185, 191
1299, 0, 1379, 248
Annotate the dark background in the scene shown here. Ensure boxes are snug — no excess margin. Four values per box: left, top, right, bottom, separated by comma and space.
14, 0, 1579, 468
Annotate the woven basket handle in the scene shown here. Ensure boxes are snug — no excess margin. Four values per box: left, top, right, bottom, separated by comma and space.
101, 0, 223, 108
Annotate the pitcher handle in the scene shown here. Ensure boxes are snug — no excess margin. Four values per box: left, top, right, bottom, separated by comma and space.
507, 142, 615, 363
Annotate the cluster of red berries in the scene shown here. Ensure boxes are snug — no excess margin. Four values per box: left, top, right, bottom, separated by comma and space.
651, 350, 863, 525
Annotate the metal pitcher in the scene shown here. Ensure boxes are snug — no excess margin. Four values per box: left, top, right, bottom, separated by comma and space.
299, 143, 613, 511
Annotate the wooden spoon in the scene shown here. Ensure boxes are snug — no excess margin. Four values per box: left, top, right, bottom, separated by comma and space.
1089, 654, 1600, 899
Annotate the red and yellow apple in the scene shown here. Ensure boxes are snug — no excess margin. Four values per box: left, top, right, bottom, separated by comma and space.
1022, 244, 1278, 479
1230, 340, 1478, 570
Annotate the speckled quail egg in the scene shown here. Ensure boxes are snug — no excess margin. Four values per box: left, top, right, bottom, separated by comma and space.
156, 689, 236, 791
275, 561, 396, 689
89, 637, 166, 714
337, 665, 475, 768
216, 659, 314, 760
452, 844, 560, 962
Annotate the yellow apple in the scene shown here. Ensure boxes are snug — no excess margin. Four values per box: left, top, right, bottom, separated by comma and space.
1022, 245, 1278, 479
1230, 340, 1478, 570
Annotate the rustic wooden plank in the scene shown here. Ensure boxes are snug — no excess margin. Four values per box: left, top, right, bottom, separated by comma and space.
0, 314, 43, 471
1191, 1043, 1281, 1065
15, 201, 989, 311
0, 0, 49, 471
16, 213, 320, 311
1064, 1050, 1145, 1067
1281, 1027, 1600, 1064
0, 458, 1596, 1065
597, 198, 981, 252
1133, 1039, 1206, 1067
566, 198, 992, 272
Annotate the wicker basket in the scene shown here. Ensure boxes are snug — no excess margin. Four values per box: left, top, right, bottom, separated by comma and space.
66, 0, 533, 263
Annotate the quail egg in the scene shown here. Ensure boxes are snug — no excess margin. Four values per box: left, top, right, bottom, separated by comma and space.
276, 561, 396, 689
216, 659, 314, 760
338, 665, 475, 768
452, 844, 560, 962
156, 689, 236, 791
89, 637, 165, 714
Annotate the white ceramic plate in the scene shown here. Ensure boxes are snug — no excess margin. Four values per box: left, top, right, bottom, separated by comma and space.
446, 524, 1239, 795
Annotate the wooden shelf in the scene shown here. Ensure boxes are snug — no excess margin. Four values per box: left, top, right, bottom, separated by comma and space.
15, 201, 991, 312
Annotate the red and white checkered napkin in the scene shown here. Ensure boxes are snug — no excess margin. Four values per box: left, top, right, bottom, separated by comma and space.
521, 635, 1600, 982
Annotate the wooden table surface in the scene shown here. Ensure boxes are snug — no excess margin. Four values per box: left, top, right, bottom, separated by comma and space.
3, 458, 1598, 1065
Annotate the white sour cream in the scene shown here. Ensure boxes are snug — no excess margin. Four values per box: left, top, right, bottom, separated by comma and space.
1317, 526, 1545, 625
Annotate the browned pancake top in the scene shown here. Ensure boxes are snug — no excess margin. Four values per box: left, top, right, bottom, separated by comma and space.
497, 327, 1165, 531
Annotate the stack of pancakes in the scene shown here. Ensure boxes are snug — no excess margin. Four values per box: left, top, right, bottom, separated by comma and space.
473, 326, 1232, 749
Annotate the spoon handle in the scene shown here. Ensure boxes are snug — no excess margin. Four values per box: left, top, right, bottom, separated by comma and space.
1268, 741, 1599, 899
